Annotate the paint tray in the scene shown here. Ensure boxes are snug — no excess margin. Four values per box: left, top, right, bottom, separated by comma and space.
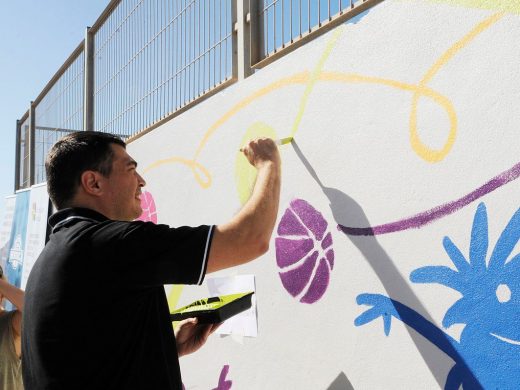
170, 291, 254, 324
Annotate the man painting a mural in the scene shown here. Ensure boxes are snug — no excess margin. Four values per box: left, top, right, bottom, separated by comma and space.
22, 131, 281, 389
0, 265, 24, 390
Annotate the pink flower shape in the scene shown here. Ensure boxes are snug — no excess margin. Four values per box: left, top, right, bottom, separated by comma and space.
136, 190, 158, 224
275, 199, 334, 304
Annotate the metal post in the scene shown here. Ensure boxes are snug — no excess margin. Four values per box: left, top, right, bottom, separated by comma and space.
235, 0, 252, 80
28, 102, 36, 186
249, 0, 264, 70
84, 26, 95, 131
14, 120, 21, 191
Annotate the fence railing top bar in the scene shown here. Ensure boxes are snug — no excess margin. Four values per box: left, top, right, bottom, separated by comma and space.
125, 77, 237, 145
32, 41, 85, 108
19, 110, 29, 125
88, 0, 123, 36
252, 0, 384, 69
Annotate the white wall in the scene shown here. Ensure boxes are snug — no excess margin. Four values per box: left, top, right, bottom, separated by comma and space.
128, 1, 520, 388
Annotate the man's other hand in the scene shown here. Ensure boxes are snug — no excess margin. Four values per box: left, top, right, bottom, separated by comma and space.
174, 318, 222, 357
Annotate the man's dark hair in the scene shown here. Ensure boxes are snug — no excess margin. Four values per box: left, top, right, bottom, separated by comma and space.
45, 131, 126, 209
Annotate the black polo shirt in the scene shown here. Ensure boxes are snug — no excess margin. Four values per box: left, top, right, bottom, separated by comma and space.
22, 207, 214, 390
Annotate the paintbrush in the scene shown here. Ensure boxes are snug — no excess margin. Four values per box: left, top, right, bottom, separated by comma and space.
275, 137, 293, 146
239, 137, 293, 151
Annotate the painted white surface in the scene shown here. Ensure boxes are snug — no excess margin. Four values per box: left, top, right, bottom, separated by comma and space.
128, 1, 520, 388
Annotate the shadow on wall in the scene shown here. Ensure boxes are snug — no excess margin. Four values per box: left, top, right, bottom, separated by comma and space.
291, 140, 479, 389
327, 372, 355, 390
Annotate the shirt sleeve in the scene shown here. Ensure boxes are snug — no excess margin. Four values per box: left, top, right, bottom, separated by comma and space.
106, 221, 215, 287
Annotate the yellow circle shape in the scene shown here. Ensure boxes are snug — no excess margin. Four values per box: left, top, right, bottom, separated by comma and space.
235, 122, 278, 205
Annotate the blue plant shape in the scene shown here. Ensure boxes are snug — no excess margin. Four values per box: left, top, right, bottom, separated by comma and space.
355, 203, 520, 390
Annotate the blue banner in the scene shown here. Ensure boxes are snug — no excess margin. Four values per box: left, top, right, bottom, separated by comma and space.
5, 190, 30, 307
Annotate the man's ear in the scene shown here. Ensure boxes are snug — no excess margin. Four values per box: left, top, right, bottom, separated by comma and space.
80, 170, 105, 196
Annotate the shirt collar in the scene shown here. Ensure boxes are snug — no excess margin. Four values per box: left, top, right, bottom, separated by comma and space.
49, 207, 110, 231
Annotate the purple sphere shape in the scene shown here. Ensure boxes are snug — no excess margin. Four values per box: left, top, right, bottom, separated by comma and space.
275, 199, 334, 304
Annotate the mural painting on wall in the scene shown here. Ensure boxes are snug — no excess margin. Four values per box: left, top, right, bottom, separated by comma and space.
182, 365, 232, 390
235, 122, 278, 205
143, 11, 506, 193
136, 190, 158, 224
338, 161, 520, 236
134, 191, 185, 310
420, 0, 520, 14
275, 199, 334, 304
355, 203, 520, 389
211, 365, 232, 390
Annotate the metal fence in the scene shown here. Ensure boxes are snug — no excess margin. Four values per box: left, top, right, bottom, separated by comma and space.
34, 46, 86, 184
91, 0, 234, 138
15, 0, 382, 190
15, 115, 31, 190
251, 0, 383, 67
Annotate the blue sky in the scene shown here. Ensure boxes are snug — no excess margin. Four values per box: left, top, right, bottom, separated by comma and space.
0, 1, 109, 220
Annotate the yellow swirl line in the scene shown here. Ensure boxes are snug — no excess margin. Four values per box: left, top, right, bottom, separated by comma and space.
193, 73, 310, 161
290, 26, 345, 137
410, 12, 504, 162
143, 156, 212, 188
144, 13, 503, 182
320, 72, 456, 117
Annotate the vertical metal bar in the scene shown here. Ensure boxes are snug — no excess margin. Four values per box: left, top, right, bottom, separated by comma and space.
213, 0, 216, 87
289, 0, 292, 43
117, 6, 121, 134
318, 0, 321, 26
187, 0, 190, 103
95, 33, 99, 131
308, 0, 310, 32
180, 0, 183, 103
109, 14, 113, 133
164, 0, 167, 117
182, 0, 186, 104
148, 0, 152, 128
299, 0, 301, 37
149, 1, 154, 127
231, 0, 238, 78
218, 0, 222, 83
236, 0, 252, 79
14, 120, 21, 191
178, 0, 181, 107
273, 0, 276, 51
133, 5, 137, 133
249, 0, 263, 66
199, 0, 202, 94
189, 0, 192, 100
281, 0, 284, 47
137, 4, 141, 130
226, 0, 229, 78
124, 1, 128, 132
28, 102, 36, 186
155, 0, 158, 121
265, 1, 269, 55
168, 0, 172, 113
155, 0, 159, 117
204, 2, 211, 91
193, 0, 196, 98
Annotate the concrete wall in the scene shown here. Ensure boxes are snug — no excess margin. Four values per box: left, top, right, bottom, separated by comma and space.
127, 1, 520, 388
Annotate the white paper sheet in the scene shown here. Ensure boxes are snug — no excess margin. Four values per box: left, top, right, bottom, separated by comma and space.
206, 274, 257, 337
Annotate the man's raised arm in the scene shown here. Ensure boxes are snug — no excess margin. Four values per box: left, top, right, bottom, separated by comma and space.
206, 137, 281, 273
